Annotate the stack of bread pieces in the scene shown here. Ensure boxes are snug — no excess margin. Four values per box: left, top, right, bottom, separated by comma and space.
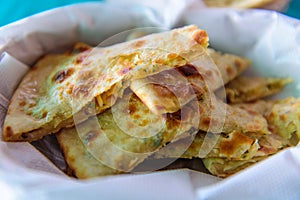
2, 25, 299, 179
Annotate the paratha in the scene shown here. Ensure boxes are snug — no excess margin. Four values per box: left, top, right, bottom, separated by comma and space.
202, 97, 300, 177
132, 76, 270, 135
57, 89, 199, 177
154, 129, 284, 159
202, 157, 266, 178
56, 126, 121, 179
130, 50, 269, 135
154, 97, 300, 177
3, 25, 209, 142
232, 100, 275, 117
197, 93, 270, 134
233, 97, 300, 145
130, 48, 250, 115
154, 128, 285, 178
224, 76, 291, 103
153, 106, 279, 160
201, 132, 284, 177
267, 97, 300, 145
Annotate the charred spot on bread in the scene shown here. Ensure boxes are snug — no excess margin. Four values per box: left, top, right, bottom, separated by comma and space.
53, 68, 74, 83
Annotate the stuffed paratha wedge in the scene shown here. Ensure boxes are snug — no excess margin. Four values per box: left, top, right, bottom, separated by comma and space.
224, 76, 291, 103
201, 133, 286, 177
56, 126, 121, 179
234, 97, 300, 145
57, 89, 200, 177
202, 97, 300, 177
152, 128, 285, 178
197, 94, 270, 134
267, 97, 300, 145
130, 51, 269, 144
130, 62, 271, 161
3, 25, 210, 142
201, 157, 266, 178
132, 72, 270, 135
154, 130, 284, 160
154, 97, 300, 177
130, 48, 250, 115
231, 100, 275, 117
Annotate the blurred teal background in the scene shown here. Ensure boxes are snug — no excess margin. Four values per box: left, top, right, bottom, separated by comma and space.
286, 0, 300, 19
0, 0, 299, 27
0, 0, 100, 27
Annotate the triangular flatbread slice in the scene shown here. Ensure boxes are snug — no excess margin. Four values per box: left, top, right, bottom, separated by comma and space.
267, 97, 300, 145
56, 127, 121, 179
130, 48, 250, 115
197, 92, 270, 135
202, 156, 266, 178
224, 76, 291, 103
3, 25, 209, 142
57, 90, 199, 177
231, 100, 275, 116
154, 130, 283, 159
232, 97, 300, 145
154, 97, 300, 177
132, 67, 269, 135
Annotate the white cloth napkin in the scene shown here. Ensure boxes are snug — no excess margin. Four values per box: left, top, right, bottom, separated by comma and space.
0, 1, 299, 200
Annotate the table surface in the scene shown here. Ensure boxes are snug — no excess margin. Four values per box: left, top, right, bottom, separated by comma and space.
0, 0, 299, 27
